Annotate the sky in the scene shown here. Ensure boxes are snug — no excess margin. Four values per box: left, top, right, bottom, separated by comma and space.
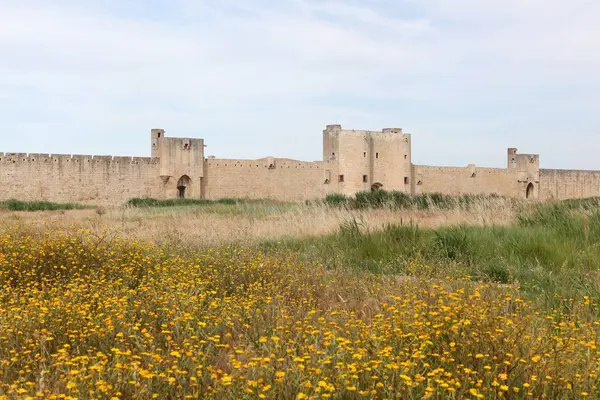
1, 0, 599, 169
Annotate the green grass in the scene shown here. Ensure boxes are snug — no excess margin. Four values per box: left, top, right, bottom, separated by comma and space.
262, 197, 600, 306
0, 199, 92, 212
125, 197, 298, 218
127, 197, 236, 207
126, 197, 290, 208
318, 190, 513, 210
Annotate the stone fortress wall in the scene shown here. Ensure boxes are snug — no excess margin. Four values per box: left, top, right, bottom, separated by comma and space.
202, 158, 326, 201
1, 125, 599, 206
0, 153, 162, 205
538, 169, 600, 200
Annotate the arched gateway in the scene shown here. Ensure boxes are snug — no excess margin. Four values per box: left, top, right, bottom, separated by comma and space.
526, 182, 535, 199
177, 175, 192, 198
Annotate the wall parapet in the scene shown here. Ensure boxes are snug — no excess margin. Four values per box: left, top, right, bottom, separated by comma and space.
414, 165, 510, 174
204, 158, 322, 169
541, 168, 600, 174
0, 153, 157, 165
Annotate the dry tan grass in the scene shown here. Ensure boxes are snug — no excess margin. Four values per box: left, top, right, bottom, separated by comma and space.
0, 198, 519, 247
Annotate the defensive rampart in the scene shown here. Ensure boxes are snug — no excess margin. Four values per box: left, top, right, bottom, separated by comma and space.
202, 158, 326, 201
0, 153, 161, 205
1, 126, 599, 206
540, 169, 600, 200
412, 165, 520, 197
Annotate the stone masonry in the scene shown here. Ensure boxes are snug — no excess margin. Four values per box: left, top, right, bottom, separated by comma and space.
0, 125, 599, 206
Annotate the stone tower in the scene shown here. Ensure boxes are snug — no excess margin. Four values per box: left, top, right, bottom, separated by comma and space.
149, 129, 205, 199
322, 125, 412, 195
151, 129, 165, 159
508, 147, 540, 199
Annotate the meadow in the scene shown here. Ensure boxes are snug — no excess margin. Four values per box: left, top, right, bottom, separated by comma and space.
0, 194, 598, 399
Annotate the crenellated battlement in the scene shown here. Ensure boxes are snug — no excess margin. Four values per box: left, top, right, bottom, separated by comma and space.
1, 124, 598, 205
204, 157, 322, 170
323, 125, 410, 137
0, 153, 157, 165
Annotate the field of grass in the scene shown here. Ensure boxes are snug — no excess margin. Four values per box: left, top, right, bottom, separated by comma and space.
0, 195, 515, 248
0, 195, 599, 399
264, 199, 600, 305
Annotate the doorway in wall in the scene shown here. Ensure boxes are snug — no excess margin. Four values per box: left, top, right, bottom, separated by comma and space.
526, 182, 535, 199
177, 175, 192, 198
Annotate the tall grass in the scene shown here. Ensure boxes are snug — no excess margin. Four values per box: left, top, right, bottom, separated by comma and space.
126, 197, 292, 209
0, 199, 91, 211
263, 197, 600, 305
127, 197, 238, 207
321, 190, 511, 211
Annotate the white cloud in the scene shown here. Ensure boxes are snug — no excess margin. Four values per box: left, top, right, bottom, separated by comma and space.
0, 0, 599, 168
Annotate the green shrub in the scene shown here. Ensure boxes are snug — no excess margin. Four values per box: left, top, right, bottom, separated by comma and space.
428, 192, 454, 209
413, 194, 430, 210
323, 193, 350, 208
390, 191, 412, 209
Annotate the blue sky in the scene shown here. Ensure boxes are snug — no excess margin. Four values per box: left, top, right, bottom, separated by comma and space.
1, 0, 599, 169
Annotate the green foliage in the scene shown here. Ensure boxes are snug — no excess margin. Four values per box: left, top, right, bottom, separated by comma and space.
264, 199, 600, 306
0, 199, 91, 212
323, 193, 350, 207
320, 190, 504, 211
127, 197, 254, 208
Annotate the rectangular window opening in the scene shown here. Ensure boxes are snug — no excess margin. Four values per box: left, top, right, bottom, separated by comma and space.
363, 175, 368, 183
376, 153, 379, 159
338, 174, 344, 183
363, 152, 366, 157
404, 177, 409, 184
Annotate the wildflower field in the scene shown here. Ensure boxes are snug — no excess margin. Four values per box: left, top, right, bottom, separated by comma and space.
0, 198, 599, 399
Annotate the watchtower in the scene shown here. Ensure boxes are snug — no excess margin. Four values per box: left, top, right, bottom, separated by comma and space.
151, 129, 165, 158
149, 129, 205, 198
322, 125, 412, 195
508, 147, 540, 199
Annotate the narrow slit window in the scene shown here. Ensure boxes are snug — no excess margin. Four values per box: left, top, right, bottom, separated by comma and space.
363, 175, 368, 183
339, 174, 344, 183
404, 177, 409, 184
376, 153, 379, 159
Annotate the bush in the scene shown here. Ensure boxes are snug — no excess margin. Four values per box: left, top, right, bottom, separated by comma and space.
323, 193, 350, 208
390, 191, 412, 209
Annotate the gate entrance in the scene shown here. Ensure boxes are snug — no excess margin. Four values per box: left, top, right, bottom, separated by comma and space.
177, 175, 192, 198
526, 182, 534, 199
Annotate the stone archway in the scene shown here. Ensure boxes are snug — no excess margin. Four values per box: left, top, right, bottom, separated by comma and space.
177, 175, 192, 198
371, 182, 383, 191
526, 182, 535, 199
